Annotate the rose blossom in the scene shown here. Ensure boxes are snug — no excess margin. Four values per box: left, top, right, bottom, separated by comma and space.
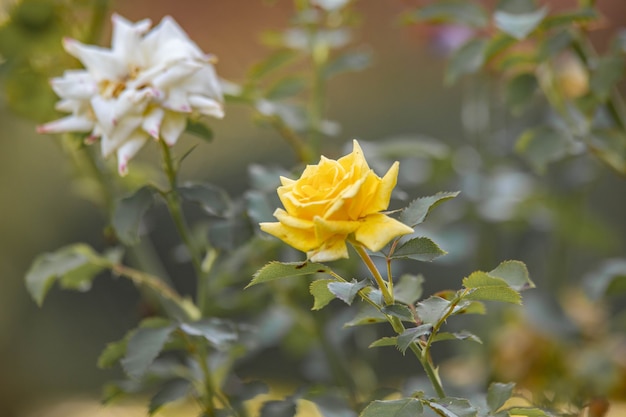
260, 140, 414, 262
37, 13, 224, 175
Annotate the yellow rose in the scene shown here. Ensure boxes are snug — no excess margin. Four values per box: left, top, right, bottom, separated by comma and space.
260, 140, 414, 262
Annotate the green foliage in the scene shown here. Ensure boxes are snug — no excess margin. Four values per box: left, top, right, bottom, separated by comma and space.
178, 182, 231, 217
584, 259, 626, 299
179, 319, 238, 350
400, 192, 459, 227
359, 398, 423, 417
515, 126, 571, 173
121, 320, 176, 379
112, 186, 156, 245
396, 324, 431, 353
505, 72, 538, 114
390, 237, 447, 262
149, 378, 191, 415
393, 274, 424, 305
445, 38, 488, 85
404, 1, 488, 28
327, 279, 369, 306
310, 279, 336, 310
463, 272, 521, 304
423, 397, 476, 417
248, 261, 331, 287
184, 119, 214, 142
486, 382, 515, 414
493, 7, 547, 40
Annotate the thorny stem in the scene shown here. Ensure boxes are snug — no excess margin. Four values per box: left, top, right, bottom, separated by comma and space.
351, 243, 394, 305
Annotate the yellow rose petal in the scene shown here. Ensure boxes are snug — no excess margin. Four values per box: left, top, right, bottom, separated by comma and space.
259, 222, 319, 252
308, 237, 349, 262
365, 161, 399, 215
313, 216, 359, 242
354, 213, 414, 252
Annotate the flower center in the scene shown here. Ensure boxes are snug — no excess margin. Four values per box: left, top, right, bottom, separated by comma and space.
98, 65, 144, 99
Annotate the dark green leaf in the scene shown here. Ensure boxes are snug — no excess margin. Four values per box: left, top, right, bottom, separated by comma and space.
344, 305, 387, 327
323, 50, 372, 79
248, 261, 331, 288
541, 7, 598, 30
538, 30, 572, 60
416, 296, 451, 325
586, 129, 626, 174
121, 322, 176, 379
382, 304, 415, 322
360, 398, 424, 417
584, 259, 626, 299
506, 408, 550, 417
390, 237, 447, 262
406, 1, 488, 28
368, 336, 398, 348
112, 186, 156, 245
149, 379, 190, 415
494, 7, 548, 40
184, 119, 213, 142
425, 397, 477, 417
249, 49, 298, 80
590, 55, 625, 101
328, 279, 369, 305
485, 34, 517, 61
179, 319, 238, 350
445, 38, 488, 85
400, 192, 459, 227
505, 73, 538, 115
396, 324, 432, 353
245, 190, 276, 224
432, 331, 482, 344
260, 399, 297, 417
97, 336, 129, 369
310, 279, 336, 310
490, 260, 534, 291
178, 182, 231, 217
515, 126, 571, 173
25, 243, 108, 306
394, 274, 424, 305
265, 76, 306, 100
487, 382, 515, 413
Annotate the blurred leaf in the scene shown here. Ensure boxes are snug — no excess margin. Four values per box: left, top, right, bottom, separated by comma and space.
246, 190, 276, 224
248, 261, 330, 288
179, 318, 238, 350
121, 321, 176, 379
328, 279, 368, 305
394, 274, 424, 305
405, 1, 488, 28
265, 76, 306, 100
400, 191, 459, 227
506, 408, 550, 417
360, 398, 424, 417
432, 331, 482, 344
149, 379, 191, 415
515, 126, 571, 173
396, 324, 432, 353
487, 382, 515, 413
369, 336, 398, 348
425, 397, 476, 417
505, 72, 538, 114
541, 7, 598, 29
590, 55, 625, 101
25, 243, 110, 306
538, 30, 572, 60
260, 399, 297, 417
485, 34, 517, 61
490, 260, 534, 291
416, 296, 451, 325
98, 336, 129, 369
112, 186, 156, 245
463, 271, 522, 304
249, 49, 298, 80
344, 305, 387, 327
178, 182, 231, 217
382, 304, 415, 322
390, 237, 447, 262
310, 279, 335, 310
584, 259, 626, 299
184, 119, 213, 142
322, 50, 372, 79
306, 393, 357, 417
209, 214, 254, 251
494, 7, 548, 40
445, 38, 488, 85
587, 129, 626, 174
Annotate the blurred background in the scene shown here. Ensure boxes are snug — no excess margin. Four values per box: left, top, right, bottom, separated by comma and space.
1, 0, 626, 416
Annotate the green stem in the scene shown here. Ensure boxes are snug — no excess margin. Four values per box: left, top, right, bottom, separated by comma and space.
351, 243, 394, 305
268, 116, 315, 164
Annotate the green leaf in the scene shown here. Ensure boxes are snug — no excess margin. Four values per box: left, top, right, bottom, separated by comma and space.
586, 129, 626, 174
246, 190, 276, 223
178, 182, 231, 217
149, 379, 191, 415
382, 304, 415, 322
463, 271, 522, 304
310, 279, 336, 310
445, 38, 488, 85
538, 30, 572, 60
97, 336, 129, 369
249, 49, 298, 80
369, 336, 398, 348
541, 7, 598, 30
322, 50, 372, 79
487, 382, 515, 413
406, 0, 488, 28
590, 55, 625, 101
396, 324, 432, 353
390, 237, 447, 262
494, 7, 548, 40
179, 319, 238, 350
505, 73, 538, 115
506, 408, 551, 417
265, 76, 306, 100
515, 126, 571, 173
247, 261, 330, 288
415, 296, 451, 325
484, 34, 517, 61
490, 260, 534, 291
112, 186, 156, 245
400, 192, 460, 227
184, 119, 213, 142
425, 397, 477, 417
344, 305, 387, 327
394, 274, 424, 305
25, 244, 108, 306
260, 399, 297, 417
121, 322, 176, 379
328, 279, 369, 305
584, 259, 626, 299
432, 331, 482, 344
360, 398, 424, 417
